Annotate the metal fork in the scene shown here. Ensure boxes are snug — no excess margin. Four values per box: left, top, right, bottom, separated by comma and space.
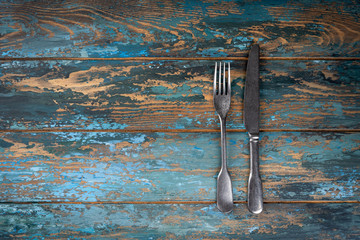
213, 62, 233, 213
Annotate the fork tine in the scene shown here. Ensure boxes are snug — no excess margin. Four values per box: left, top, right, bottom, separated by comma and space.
218, 62, 222, 94
223, 62, 226, 95
214, 62, 217, 95
228, 62, 231, 95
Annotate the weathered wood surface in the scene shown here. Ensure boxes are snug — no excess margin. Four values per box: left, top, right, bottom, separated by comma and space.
1, 60, 359, 130
1, 0, 360, 58
0, 203, 359, 239
1, 0, 360, 238
1, 132, 358, 202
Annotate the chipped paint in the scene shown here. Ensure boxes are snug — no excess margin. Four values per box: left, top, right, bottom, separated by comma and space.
1, 1, 360, 57
0, 0, 359, 238
1, 60, 359, 130
0, 132, 358, 202
0, 203, 358, 238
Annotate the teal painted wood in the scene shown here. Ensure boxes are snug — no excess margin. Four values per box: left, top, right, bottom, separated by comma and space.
1, 0, 360, 58
0, 132, 358, 202
1, 1, 359, 238
0, 203, 358, 239
1, 60, 359, 130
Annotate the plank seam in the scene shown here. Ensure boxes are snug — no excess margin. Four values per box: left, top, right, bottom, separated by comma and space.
1, 57, 360, 61
1, 129, 359, 133
1, 201, 359, 204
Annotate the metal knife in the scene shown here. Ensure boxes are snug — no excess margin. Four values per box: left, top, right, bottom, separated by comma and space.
244, 44, 263, 214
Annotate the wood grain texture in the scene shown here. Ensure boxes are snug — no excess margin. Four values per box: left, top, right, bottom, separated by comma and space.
1, 1, 359, 239
1, 132, 358, 202
1, 0, 360, 58
0, 203, 359, 239
1, 60, 359, 130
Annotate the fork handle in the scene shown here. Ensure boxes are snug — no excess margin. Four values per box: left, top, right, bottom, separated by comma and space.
217, 117, 233, 213
248, 133, 263, 214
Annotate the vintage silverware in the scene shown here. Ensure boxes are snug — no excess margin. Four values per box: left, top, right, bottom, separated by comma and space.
244, 44, 263, 214
213, 62, 233, 213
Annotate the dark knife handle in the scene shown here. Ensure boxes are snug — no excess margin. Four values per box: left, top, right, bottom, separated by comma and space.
248, 133, 263, 214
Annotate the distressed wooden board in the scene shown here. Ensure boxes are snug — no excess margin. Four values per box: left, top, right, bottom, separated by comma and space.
1, 60, 359, 130
0, 203, 359, 239
1, 0, 360, 58
0, 132, 359, 202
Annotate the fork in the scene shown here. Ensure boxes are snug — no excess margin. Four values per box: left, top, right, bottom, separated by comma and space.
213, 62, 233, 213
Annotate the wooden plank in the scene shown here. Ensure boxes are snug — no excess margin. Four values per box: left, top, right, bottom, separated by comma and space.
0, 132, 358, 202
1, 0, 360, 58
1, 60, 359, 130
0, 203, 358, 239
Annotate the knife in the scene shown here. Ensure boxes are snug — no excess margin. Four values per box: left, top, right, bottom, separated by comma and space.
244, 44, 263, 214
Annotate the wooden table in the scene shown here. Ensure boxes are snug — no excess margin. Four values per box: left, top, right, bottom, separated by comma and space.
1, 0, 359, 239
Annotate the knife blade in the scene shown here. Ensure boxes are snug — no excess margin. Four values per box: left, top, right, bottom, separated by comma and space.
244, 44, 263, 214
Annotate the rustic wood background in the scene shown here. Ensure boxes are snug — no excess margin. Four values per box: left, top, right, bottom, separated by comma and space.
0, 0, 359, 239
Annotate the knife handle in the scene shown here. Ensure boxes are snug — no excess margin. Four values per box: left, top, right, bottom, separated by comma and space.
248, 133, 263, 214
